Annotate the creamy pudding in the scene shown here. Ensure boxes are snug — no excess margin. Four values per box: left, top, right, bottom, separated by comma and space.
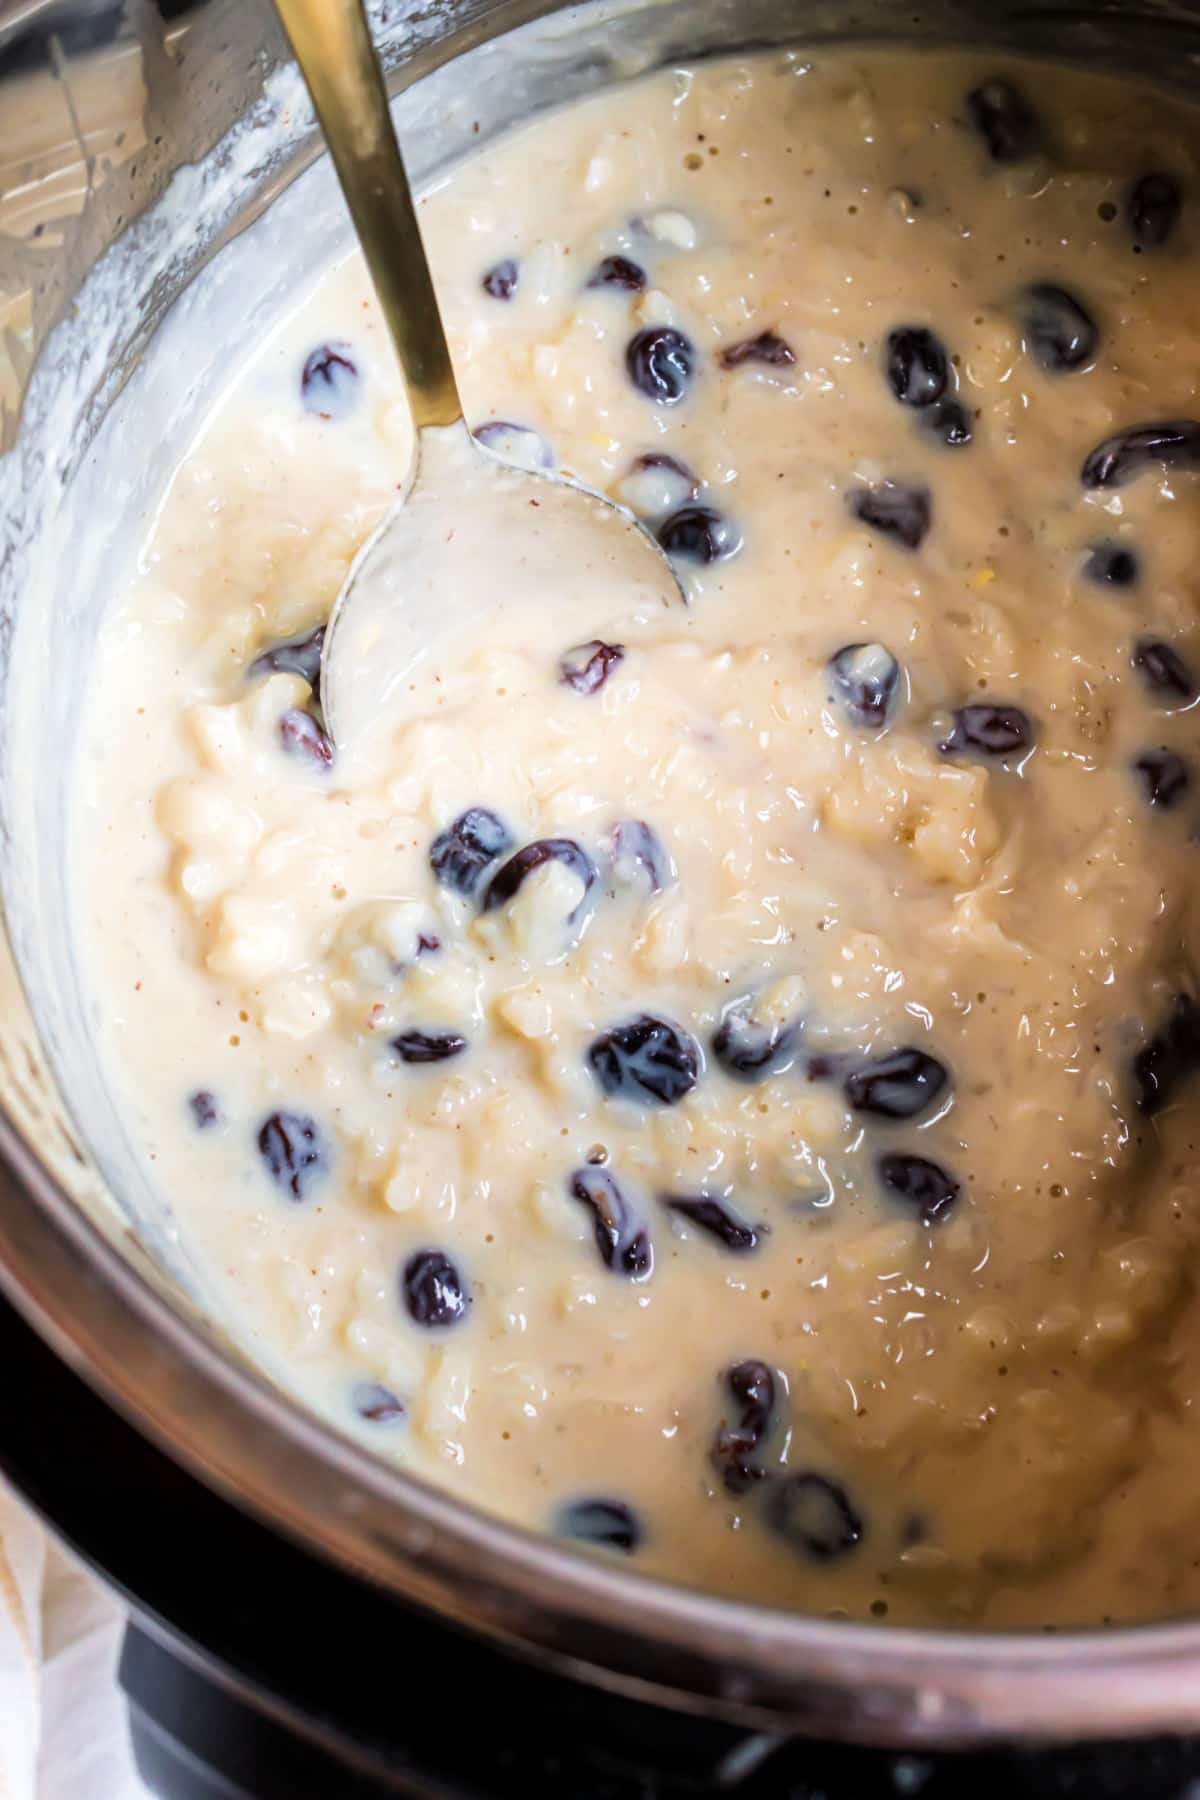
77, 46, 1200, 1628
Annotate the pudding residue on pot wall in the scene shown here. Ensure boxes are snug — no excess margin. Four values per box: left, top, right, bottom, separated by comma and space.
77, 47, 1200, 1627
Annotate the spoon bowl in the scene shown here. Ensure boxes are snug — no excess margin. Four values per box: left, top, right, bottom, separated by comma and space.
274, 0, 684, 748
321, 420, 683, 746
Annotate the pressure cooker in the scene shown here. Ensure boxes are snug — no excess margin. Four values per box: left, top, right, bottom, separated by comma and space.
5, 0, 1200, 1792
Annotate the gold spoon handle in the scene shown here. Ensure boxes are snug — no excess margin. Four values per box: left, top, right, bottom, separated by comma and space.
274, 0, 462, 431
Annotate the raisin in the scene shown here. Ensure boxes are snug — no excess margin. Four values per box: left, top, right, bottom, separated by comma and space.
656, 504, 741, 564
712, 992, 802, 1083
712, 1359, 775, 1493
556, 1496, 642, 1553
766, 1472, 865, 1561
301, 343, 358, 417
625, 327, 695, 404
391, 1030, 469, 1064
1128, 173, 1181, 249
610, 819, 673, 893
1133, 749, 1189, 809
1081, 421, 1200, 489
588, 1015, 701, 1107
845, 1048, 950, 1119
402, 1249, 470, 1328
878, 1152, 960, 1225
279, 707, 334, 769
353, 1381, 405, 1423
1132, 638, 1197, 707
587, 255, 647, 290
482, 258, 518, 300
719, 331, 796, 369
188, 1090, 221, 1129
615, 452, 700, 519
1134, 996, 1200, 1115
846, 482, 930, 551
482, 839, 597, 919
884, 326, 948, 407
827, 643, 900, 730
939, 704, 1034, 758
1020, 283, 1097, 372
248, 625, 325, 687
924, 398, 974, 447
569, 1168, 652, 1277
1083, 543, 1139, 588
429, 808, 513, 895
560, 640, 625, 695
257, 1112, 324, 1202
663, 1194, 760, 1253
967, 80, 1042, 164
473, 420, 554, 470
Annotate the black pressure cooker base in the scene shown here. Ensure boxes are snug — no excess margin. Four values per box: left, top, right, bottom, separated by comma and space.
117, 1617, 1200, 1800
4, 1290, 1200, 1800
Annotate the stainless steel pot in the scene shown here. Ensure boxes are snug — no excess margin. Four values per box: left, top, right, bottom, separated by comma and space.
4, 0, 1200, 1752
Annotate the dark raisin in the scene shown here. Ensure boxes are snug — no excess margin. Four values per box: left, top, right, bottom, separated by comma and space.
846, 482, 930, 551
556, 1496, 641, 1553
1083, 542, 1139, 588
924, 399, 974, 448
719, 331, 796, 369
878, 1152, 960, 1225
939, 704, 1034, 758
1134, 995, 1200, 1115
617, 452, 700, 519
353, 1381, 405, 1423
610, 819, 673, 893
805, 1052, 847, 1083
845, 1048, 950, 1119
482, 839, 597, 919
1128, 173, 1181, 249
587, 255, 647, 290
391, 1029, 469, 1064
301, 343, 358, 417
656, 504, 741, 564
257, 1112, 324, 1201
827, 643, 901, 730
569, 1167, 652, 1277
884, 326, 948, 407
625, 327, 695, 404
588, 1015, 701, 1107
766, 1472, 865, 1561
712, 992, 802, 1082
248, 625, 325, 687
482, 258, 518, 300
1132, 638, 1197, 707
473, 420, 554, 469
560, 640, 625, 695
429, 808, 513, 895
663, 1194, 760, 1253
1133, 749, 1190, 809
712, 1358, 775, 1493
1020, 283, 1097, 373
280, 707, 334, 769
967, 80, 1042, 164
189, 1090, 220, 1129
402, 1249, 469, 1328
1081, 421, 1200, 489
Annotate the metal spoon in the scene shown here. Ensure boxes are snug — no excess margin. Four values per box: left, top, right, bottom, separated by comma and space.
273, 0, 684, 748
